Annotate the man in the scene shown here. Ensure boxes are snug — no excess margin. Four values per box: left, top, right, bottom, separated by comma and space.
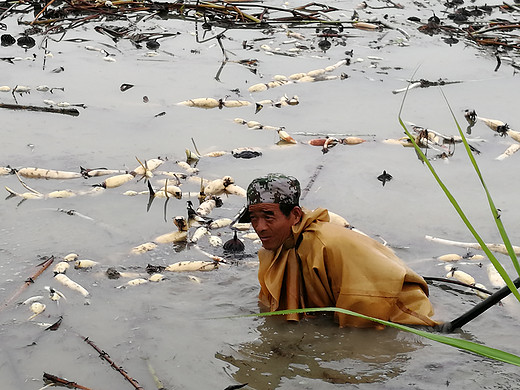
239, 173, 438, 328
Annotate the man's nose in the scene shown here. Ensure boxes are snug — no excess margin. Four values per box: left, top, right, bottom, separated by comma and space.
253, 219, 267, 232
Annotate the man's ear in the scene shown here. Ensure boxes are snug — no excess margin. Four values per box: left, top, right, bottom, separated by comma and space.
291, 206, 303, 225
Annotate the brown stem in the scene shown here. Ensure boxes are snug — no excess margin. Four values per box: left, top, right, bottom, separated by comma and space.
43, 372, 93, 390
1, 256, 55, 311
31, 0, 59, 25
473, 38, 520, 50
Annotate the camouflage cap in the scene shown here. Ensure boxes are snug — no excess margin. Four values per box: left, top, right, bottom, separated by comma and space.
247, 173, 301, 206
236, 173, 301, 223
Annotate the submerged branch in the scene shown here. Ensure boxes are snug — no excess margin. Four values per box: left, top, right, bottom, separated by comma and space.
0, 103, 80, 116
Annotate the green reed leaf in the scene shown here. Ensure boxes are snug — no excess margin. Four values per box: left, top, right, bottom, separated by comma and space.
398, 86, 520, 303
438, 89, 520, 278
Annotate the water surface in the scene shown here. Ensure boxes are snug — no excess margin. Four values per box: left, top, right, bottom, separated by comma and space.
1, 0, 520, 388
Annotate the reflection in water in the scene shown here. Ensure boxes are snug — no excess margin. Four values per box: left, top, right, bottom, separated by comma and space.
216, 315, 423, 388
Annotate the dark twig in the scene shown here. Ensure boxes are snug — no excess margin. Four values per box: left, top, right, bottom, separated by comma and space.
423, 276, 493, 295
82, 336, 144, 390
214, 33, 230, 81
0, 103, 80, 116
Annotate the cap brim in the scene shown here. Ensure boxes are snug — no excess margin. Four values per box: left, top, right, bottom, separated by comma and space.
236, 205, 251, 223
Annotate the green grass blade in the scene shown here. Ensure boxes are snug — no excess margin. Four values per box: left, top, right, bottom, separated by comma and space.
439, 89, 520, 277
397, 89, 520, 303
231, 307, 520, 366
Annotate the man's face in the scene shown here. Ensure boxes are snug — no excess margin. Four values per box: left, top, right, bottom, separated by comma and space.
248, 203, 301, 250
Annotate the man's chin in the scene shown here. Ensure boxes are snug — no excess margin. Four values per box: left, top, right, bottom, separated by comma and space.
260, 239, 276, 250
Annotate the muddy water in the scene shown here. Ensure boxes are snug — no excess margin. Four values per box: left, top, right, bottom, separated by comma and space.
1, 0, 520, 388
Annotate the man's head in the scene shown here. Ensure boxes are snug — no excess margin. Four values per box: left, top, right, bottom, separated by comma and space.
241, 173, 303, 250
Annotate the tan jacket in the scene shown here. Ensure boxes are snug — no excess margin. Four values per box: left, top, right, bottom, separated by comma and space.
257, 208, 438, 328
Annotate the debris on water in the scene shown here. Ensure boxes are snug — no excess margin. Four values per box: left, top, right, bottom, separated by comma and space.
486, 263, 506, 288
53, 261, 70, 275
496, 143, 520, 160
106, 267, 122, 279
1, 34, 15, 46
277, 129, 297, 144
209, 218, 233, 230
120, 83, 134, 92
13, 85, 31, 94
54, 273, 90, 297
28, 302, 46, 320
17, 35, 35, 49
188, 199, 212, 226
147, 273, 164, 282
464, 109, 477, 127
190, 226, 209, 243
377, 170, 392, 186
15, 167, 82, 180
437, 253, 463, 262
224, 383, 249, 390
442, 36, 459, 45
45, 286, 66, 301
248, 60, 347, 93
231, 148, 262, 159
146, 39, 160, 50
474, 283, 491, 300
63, 253, 79, 262
185, 148, 200, 163
75, 260, 98, 269
477, 116, 510, 136
308, 138, 336, 147
177, 97, 252, 109
209, 235, 223, 247
146, 264, 166, 274
255, 95, 300, 113
446, 268, 476, 286
204, 176, 234, 196
118, 278, 149, 288
151, 217, 189, 245
392, 78, 462, 94
340, 137, 366, 145
45, 316, 63, 331
321, 137, 339, 154
165, 260, 217, 272
318, 38, 332, 52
